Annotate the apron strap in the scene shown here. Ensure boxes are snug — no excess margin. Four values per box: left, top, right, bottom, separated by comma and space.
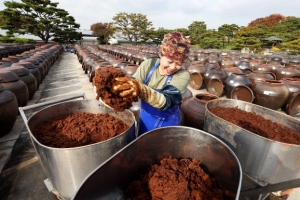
144, 60, 173, 85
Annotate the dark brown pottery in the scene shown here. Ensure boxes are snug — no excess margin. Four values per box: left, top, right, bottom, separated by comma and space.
183, 88, 193, 100
180, 93, 219, 130
223, 67, 243, 77
3, 66, 37, 100
253, 80, 289, 110
206, 78, 224, 97
181, 60, 191, 70
231, 85, 254, 103
248, 71, 276, 86
0, 70, 29, 107
123, 64, 138, 77
0, 84, 18, 136
187, 64, 205, 76
286, 91, 300, 115
25, 58, 46, 80
189, 72, 203, 90
266, 60, 284, 73
204, 63, 220, 71
236, 60, 252, 74
282, 77, 300, 96
252, 64, 273, 72
275, 67, 300, 80
220, 59, 235, 69
14, 61, 41, 88
224, 73, 252, 98
203, 68, 227, 86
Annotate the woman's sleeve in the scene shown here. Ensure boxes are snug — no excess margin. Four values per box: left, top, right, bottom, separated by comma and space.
170, 70, 190, 98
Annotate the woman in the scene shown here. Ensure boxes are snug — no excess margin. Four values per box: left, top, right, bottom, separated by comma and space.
115, 32, 190, 136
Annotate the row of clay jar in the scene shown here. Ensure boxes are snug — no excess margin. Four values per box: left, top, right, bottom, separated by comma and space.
0, 44, 35, 60
186, 57, 300, 115
0, 44, 64, 137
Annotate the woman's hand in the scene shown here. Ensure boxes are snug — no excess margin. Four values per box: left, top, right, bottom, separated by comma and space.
113, 77, 139, 97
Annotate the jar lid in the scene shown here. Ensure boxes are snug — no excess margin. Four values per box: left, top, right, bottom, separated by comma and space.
0, 70, 19, 82
24, 58, 40, 65
4, 66, 29, 76
12, 62, 36, 69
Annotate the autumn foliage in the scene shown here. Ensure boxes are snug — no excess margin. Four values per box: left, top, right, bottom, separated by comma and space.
248, 14, 286, 29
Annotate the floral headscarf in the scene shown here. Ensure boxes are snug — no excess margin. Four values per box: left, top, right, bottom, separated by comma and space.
159, 32, 191, 64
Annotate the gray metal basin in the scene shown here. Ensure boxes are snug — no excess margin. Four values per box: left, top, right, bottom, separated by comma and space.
23, 99, 136, 199
72, 126, 242, 200
204, 99, 300, 184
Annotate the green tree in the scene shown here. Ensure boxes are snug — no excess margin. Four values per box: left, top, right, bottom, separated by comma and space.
233, 36, 261, 49
144, 27, 173, 45
0, 0, 80, 43
218, 24, 240, 43
200, 37, 222, 49
188, 21, 207, 44
112, 12, 154, 43
174, 28, 189, 36
90, 22, 115, 44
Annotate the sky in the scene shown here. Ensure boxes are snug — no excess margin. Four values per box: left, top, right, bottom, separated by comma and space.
0, 0, 299, 31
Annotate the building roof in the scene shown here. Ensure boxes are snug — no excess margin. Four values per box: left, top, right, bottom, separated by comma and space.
260, 36, 284, 41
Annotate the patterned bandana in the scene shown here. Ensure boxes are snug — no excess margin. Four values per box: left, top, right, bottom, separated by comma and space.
159, 32, 191, 64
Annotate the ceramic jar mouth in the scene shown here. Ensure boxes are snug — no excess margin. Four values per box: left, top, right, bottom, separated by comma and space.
282, 77, 300, 83
231, 73, 247, 76
194, 93, 219, 103
262, 80, 283, 85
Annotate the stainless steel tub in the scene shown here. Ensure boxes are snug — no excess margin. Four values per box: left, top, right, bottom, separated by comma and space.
204, 99, 300, 184
19, 94, 136, 199
72, 126, 242, 200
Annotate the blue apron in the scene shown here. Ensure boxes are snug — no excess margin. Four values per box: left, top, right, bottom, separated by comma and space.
138, 62, 180, 136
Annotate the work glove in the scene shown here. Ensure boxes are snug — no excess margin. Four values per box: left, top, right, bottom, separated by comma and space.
113, 77, 167, 109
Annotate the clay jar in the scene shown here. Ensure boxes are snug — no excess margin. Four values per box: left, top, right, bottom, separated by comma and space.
266, 60, 284, 73
187, 64, 205, 76
224, 73, 252, 98
252, 64, 273, 72
12, 62, 42, 89
253, 80, 289, 110
116, 61, 133, 71
220, 59, 235, 69
287, 58, 300, 70
3, 66, 37, 100
0, 84, 18, 136
189, 72, 203, 90
231, 85, 255, 103
123, 64, 138, 77
183, 88, 193, 100
203, 68, 227, 86
25, 58, 46, 80
180, 93, 219, 130
223, 67, 243, 77
204, 63, 220, 71
282, 77, 300, 96
236, 60, 252, 74
248, 71, 276, 87
286, 91, 300, 115
206, 78, 224, 97
275, 67, 300, 80
0, 70, 29, 107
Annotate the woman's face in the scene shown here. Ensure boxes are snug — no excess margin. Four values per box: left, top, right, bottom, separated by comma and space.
159, 56, 182, 76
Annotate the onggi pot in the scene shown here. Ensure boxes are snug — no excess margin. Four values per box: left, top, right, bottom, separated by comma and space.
180, 93, 219, 130
224, 73, 252, 98
253, 80, 289, 110
0, 85, 18, 136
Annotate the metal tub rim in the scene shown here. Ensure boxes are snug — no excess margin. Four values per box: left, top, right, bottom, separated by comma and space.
72, 126, 243, 200
26, 99, 135, 150
205, 98, 300, 146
